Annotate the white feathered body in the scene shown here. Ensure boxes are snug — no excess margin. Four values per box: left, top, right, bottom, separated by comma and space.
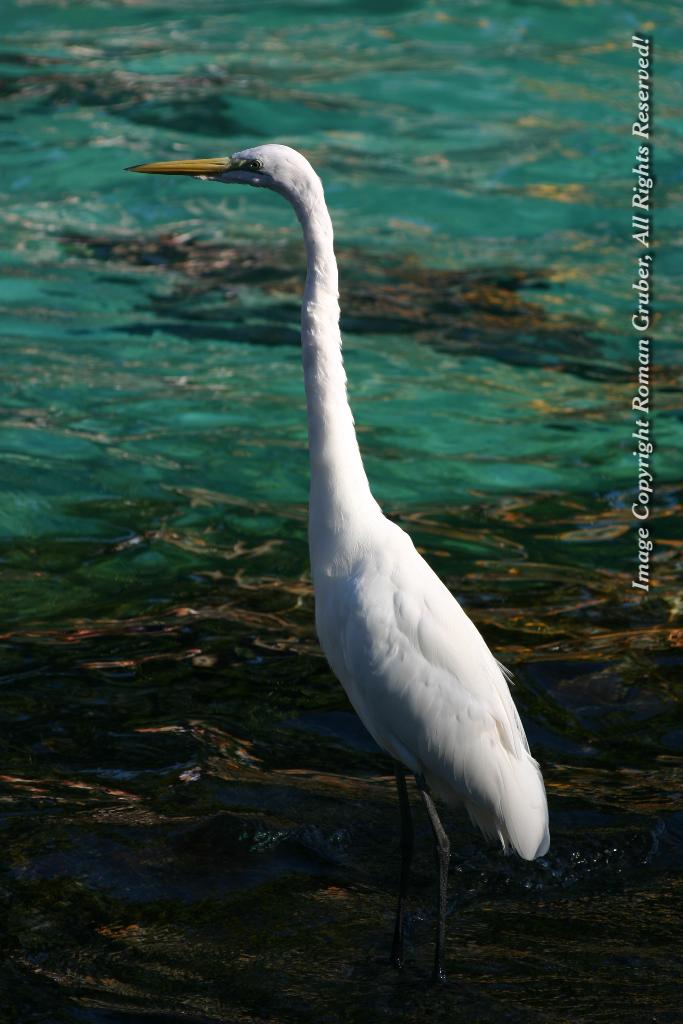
312, 515, 549, 861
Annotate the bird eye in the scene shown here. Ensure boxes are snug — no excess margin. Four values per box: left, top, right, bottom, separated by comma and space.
248, 159, 263, 171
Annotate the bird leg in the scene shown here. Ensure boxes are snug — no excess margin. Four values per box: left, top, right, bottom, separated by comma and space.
390, 762, 414, 969
416, 774, 450, 983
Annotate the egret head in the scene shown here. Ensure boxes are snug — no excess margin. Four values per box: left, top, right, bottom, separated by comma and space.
127, 143, 320, 206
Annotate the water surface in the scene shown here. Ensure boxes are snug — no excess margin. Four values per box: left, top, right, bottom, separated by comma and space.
1, 1, 682, 1021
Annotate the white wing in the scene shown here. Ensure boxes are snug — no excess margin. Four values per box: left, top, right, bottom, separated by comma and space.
315, 519, 549, 860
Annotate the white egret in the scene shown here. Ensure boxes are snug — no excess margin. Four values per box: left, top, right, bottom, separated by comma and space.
128, 145, 549, 981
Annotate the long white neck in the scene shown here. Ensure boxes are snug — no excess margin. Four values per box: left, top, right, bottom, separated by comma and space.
288, 178, 379, 569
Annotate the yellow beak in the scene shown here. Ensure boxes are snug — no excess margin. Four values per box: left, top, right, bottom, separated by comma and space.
125, 157, 232, 176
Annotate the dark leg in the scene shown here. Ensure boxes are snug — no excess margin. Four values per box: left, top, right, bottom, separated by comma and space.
416, 774, 450, 983
391, 762, 414, 969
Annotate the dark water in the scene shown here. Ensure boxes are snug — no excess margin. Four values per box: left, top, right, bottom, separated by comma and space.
1, 1, 682, 1021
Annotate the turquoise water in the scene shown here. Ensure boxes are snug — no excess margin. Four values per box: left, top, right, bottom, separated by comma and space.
2, 2, 682, 1021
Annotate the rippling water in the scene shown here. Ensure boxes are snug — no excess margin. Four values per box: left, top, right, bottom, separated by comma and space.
2, 1, 682, 1021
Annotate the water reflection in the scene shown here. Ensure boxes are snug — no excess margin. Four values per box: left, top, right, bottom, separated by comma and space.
2, 481, 681, 1019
